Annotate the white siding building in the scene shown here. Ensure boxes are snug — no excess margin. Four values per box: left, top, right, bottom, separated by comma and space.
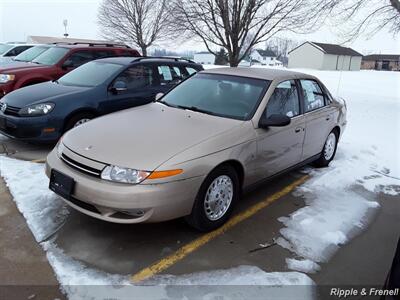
250, 49, 281, 66
288, 42, 362, 71
193, 52, 215, 65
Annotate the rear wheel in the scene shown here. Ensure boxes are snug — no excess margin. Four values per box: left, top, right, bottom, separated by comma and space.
64, 113, 94, 132
314, 130, 338, 167
185, 165, 239, 232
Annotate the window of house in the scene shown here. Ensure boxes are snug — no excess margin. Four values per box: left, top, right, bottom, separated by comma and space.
300, 79, 326, 112
266, 80, 300, 118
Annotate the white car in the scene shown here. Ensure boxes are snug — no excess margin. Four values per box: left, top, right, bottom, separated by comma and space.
0, 43, 35, 64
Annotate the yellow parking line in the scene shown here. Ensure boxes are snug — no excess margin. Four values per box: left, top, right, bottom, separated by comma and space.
131, 175, 309, 283
31, 159, 46, 163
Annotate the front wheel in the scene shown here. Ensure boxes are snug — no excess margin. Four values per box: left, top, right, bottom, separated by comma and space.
314, 130, 338, 168
64, 113, 94, 132
185, 165, 239, 232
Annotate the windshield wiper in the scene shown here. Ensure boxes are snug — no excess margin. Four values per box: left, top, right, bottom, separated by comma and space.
176, 105, 217, 116
157, 100, 176, 108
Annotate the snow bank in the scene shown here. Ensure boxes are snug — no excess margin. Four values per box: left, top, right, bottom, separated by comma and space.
285, 259, 321, 274
0, 156, 314, 299
278, 70, 399, 271
0, 156, 69, 242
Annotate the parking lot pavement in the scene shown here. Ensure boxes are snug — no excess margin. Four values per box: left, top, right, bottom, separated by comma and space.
0, 137, 53, 162
0, 176, 66, 299
1, 134, 399, 294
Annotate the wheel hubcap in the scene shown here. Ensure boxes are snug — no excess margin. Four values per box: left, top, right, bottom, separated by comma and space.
204, 175, 233, 221
73, 118, 91, 128
324, 133, 336, 160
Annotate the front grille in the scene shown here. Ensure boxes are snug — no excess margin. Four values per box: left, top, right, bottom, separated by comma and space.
68, 196, 100, 214
61, 153, 103, 177
3, 104, 21, 117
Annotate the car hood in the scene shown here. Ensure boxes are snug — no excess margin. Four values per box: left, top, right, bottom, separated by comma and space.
63, 103, 244, 171
2, 82, 90, 107
0, 62, 49, 73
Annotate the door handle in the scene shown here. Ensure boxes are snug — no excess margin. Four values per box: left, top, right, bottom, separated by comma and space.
326, 116, 331, 121
295, 127, 302, 133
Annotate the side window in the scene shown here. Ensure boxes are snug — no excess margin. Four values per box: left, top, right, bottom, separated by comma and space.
95, 50, 116, 59
66, 51, 96, 68
6, 46, 31, 56
157, 65, 182, 85
182, 66, 199, 79
185, 67, 197, 75
300, 80, 326, 112
114, 65, 154, 91
266, 80, 300, 118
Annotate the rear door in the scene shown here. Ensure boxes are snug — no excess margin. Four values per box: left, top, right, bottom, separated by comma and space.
300, 79, 336, 160
255, 80, 306, 178
100, 63, 157, 114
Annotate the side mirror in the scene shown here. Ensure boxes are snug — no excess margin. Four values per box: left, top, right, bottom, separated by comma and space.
155, 93, 164, 101
259, 114, 291, 129
62, 60, 74, 70
110, 81, 128, 93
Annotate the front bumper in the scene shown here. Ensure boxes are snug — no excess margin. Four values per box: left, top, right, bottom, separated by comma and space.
46, 149, 205, 224
0, 112, 61, 142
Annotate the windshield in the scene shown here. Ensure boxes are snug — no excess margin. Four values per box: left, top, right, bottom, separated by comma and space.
32, 47, 69, 65
14, 46, 50, 62
0, 44, 13, 55
58, 61, 122, 87
161, 73, 270, 120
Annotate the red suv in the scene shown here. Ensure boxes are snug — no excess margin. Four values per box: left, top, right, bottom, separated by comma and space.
0, 43, 140, 98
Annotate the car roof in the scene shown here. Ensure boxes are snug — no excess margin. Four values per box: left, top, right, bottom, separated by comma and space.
50, 43, 134, 50
94, 56, 200, 66
201, 67, 315, 81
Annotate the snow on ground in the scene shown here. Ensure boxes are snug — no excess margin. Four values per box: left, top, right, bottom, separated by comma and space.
0, 156, 314, 299
285, 259, 321, 274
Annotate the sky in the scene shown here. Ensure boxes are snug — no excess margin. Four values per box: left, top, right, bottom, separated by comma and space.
0, 0, 399, 55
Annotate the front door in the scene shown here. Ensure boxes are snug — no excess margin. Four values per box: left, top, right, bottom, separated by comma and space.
101, 64, 158, 114
255, 80, 306, 178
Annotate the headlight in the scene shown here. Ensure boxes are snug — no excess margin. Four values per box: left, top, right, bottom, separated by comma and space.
56, 139, 65, 157
19, 103, 55, 116
0, 74, 15, 83
101, 165, 151, 184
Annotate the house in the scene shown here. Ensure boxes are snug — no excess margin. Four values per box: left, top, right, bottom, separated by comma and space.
361, 54, 400, 71
193, 52, 215, 65
250, 49, 279, 66
288, 42, 362, 71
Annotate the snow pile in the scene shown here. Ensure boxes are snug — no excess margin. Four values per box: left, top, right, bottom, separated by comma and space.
0, 156, 314, 299
0, 157, 69, 242
285, 259, 321, 274
277, 70, 399, 271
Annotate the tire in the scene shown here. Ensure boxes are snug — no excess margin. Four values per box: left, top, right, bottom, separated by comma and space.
185, 165, 239, 232
64, 113, 94, 132
314, 129, 339, 168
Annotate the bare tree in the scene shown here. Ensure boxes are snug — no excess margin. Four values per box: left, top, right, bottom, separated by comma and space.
98, 0, 172, 56
172, 0, 335, 66
326, 0, 400, 41
266, 37, 300, 66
